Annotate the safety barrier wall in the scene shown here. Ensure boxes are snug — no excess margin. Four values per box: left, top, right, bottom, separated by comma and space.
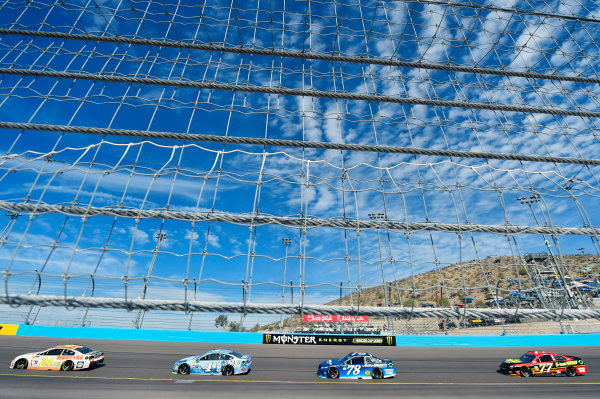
2, 324, 599, 347
393, 334, 600, 347
1, 324, 263, 344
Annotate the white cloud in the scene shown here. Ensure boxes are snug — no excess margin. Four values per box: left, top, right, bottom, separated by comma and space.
129, 226, 150, 245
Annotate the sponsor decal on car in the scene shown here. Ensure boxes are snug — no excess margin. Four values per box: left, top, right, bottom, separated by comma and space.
556, 360, 579, 367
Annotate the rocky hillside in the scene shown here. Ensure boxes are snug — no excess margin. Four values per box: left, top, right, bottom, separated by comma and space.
327, 254, 599, 308
265, 253, 599, 331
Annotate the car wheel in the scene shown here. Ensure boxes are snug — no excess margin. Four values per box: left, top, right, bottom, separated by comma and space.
327, 367, 339, 379
178, 363, 191, 375
520, 367, 532, 378
372, 368, 383, 379
565, 367, 577, 377
14, 359, 28, 370
60, 361, 74, 371
222, 365, 235, 376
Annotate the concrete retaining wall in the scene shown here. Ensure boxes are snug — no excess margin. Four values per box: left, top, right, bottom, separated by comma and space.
2, 324, 599, 347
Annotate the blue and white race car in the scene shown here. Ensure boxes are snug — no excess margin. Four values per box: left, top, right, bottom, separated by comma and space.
172, 349, 251, 376
317, 352, 396, 379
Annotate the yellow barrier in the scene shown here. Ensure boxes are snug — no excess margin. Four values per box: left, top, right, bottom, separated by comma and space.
0, 324, 19, 335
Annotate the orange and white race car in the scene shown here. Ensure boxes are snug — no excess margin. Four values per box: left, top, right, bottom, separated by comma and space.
10, 344, 104, 371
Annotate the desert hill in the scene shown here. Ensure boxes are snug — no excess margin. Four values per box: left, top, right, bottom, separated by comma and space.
264, 253, 599, 331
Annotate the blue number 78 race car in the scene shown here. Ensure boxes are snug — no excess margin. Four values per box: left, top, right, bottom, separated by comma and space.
317, 352, 396, 379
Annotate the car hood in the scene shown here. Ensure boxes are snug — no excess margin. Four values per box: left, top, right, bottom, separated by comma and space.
319, 359, 342, 368
16, 352, 42, 359
501, 358, 523, 365
175, 355, 196, 364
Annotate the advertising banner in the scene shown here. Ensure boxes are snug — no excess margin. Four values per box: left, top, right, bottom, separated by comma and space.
263, 333, 396, 346
302, 315, 369, 323
0, 324, 19, 335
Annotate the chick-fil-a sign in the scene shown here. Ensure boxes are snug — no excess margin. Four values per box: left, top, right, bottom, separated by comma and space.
303, 315, 369, 323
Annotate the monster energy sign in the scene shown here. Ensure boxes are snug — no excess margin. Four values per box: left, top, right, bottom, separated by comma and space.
263, 333, 396, 346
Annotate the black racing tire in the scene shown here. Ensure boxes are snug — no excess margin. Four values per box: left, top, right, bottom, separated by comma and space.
222, 365, 235, 376
178, 363, 191, 375
372, 368, 383, 379
14, 359, 28, 370
565, 367, 577, 377
327, 367, 339, 379
60, 360, 74, 371
520, 367, 532, 378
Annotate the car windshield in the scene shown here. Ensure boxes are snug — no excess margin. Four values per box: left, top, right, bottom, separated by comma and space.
230, 351, 243, 358
77, 347, 94, 354
338, 354, 355, 363
519, 353, 536, 363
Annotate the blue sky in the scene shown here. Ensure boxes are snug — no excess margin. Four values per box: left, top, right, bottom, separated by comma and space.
0, 0, 600, 328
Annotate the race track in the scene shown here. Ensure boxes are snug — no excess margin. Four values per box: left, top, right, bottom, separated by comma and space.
1, 336, 599, 398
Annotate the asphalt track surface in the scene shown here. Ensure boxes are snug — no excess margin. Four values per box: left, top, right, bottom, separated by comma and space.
1, 336, 599, 399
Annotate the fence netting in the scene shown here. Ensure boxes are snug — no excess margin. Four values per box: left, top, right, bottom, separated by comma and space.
0, 0, 599, 334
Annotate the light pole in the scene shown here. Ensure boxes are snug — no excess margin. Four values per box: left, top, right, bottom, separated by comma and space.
280, 238, 291, 333
516, 195, 576, 309
134, 232, 167, 329
495, 278, 507, 335
577, 247, 595, 306
517, 195, 541, 226
495, 278, 504, 310
290, 280, 294, 333
578, 247, 587, 271
368, 212, 391, 332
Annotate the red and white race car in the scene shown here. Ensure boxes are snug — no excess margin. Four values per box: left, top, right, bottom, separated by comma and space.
499, 350, 588, 377
10, 344, 104, 371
